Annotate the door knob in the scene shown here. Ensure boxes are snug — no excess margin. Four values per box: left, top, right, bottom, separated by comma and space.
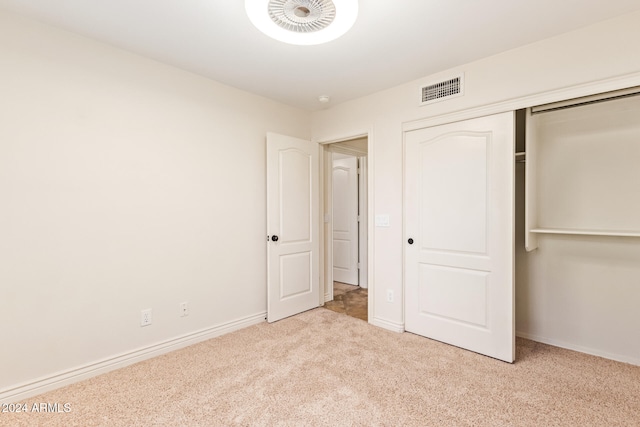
271, 235, 279, 242
408, 238, 414, 245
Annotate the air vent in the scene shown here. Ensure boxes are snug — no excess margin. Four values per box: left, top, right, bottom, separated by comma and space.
420, 74, 464, 106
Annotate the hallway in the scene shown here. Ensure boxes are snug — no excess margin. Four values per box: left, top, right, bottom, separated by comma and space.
323, 282, 368, 321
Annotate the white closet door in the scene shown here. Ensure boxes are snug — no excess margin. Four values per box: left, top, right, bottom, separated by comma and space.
405, 112, 515, 363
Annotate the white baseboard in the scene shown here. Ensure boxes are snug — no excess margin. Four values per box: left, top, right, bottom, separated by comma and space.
516, 331, 640, 366
370, 316, 405, 333
0, 312, 267, 404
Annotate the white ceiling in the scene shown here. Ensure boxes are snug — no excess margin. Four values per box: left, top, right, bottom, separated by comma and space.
2, 0, 640, 111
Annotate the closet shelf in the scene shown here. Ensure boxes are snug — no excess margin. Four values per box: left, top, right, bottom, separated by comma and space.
530, 228, 640, 237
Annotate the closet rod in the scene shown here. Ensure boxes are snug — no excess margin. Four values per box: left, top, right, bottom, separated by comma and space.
531, 86, 640, 115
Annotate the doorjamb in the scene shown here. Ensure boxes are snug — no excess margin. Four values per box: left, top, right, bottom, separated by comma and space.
317, 130, 374, 323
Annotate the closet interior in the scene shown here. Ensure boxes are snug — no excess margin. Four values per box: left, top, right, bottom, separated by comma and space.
515, 86, 640, 365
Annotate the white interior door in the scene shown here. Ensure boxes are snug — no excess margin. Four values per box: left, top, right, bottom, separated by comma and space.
267, 132, 319, 322
332, 154, 359, 285
404, 111, 515, 362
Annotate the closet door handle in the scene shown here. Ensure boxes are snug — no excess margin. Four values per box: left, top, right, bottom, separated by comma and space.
407, 238, 414, 245
271, 235, 279, 242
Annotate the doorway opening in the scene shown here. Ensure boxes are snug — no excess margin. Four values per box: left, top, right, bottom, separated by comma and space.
321, 136, 369, 322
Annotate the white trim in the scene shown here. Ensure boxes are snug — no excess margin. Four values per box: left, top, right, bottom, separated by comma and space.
358, 156, 368, 289
370, 316, 404, 333
401, 128, 407, 327
321, 145, 334, 303
403, 71, 640, 132
531, 85, 640, 114
530, 228, 640, 237
0, 312, 266, 404
331, 144, 366, 157
516, 331, 640, 366
366, 131, 374, 324
315, 132, 369, 145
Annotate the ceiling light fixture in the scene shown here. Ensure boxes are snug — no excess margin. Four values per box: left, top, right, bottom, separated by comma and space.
245, 0, 358, 46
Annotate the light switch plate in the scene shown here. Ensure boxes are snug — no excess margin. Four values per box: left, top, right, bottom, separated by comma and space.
375, 214, 390, 227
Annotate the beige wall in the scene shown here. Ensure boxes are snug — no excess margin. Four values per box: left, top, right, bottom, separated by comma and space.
0, 10, 309, 399
311, 11, 640, 363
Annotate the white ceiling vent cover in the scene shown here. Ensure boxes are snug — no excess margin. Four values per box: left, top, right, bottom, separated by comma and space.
420, 74, 464, 106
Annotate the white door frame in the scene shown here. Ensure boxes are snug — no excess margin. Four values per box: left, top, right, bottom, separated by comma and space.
357, 156, 368, 289
318, 131, 373, 323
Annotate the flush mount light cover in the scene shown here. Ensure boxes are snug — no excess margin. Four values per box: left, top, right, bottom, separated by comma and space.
245, 0, 358, 45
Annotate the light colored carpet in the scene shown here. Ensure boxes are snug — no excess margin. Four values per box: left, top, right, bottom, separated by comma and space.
3, 308, 639, 426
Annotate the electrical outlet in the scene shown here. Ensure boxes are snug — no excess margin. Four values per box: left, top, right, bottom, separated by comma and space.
386, 290, 394, 303
180, 302, 189, 317
140, 308, 152, 327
